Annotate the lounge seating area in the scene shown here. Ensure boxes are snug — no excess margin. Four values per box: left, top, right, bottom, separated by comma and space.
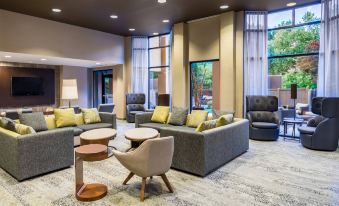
0, 0, 338, 205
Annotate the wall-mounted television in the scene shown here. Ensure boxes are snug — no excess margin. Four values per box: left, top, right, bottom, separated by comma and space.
11, 77, 44, 96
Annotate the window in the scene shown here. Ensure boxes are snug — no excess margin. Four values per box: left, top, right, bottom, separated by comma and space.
148, 34, 171, 109
190, 60, 220, 113
268, 3, 321, 106
93, 69, 113, 108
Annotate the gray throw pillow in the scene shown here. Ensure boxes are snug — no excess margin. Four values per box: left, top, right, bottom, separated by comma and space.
0, 117, 16, 132
19, 112, 48, 132
307, 116, 326, 127
168, 107, 188, 126
212, 109, 235, 119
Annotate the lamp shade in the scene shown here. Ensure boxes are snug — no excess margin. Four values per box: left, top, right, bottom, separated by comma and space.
62, 79, 78, 100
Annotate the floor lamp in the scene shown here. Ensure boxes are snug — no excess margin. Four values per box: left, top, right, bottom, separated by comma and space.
291, 84, 297, 119
62, 79, 78, 108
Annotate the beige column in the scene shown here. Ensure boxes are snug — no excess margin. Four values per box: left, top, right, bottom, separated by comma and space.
235, 11, 244, 118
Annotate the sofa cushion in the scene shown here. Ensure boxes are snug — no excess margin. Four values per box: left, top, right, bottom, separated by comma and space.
162, 125, 196, 133
127, 104, 145, 112
216, 114, 234, 127
139, 122, 174, 131
19, 112, 48, 132
130, 111, 145, 115
252, 122, 278, 129
298, 126, 316, 135
307, 116, 326, 127
77, 123, 112, 131
15, 123, 36, 135
186, 110, 208, 128
54, 108, 77, 128
168, 107, 188, 126
196, 119, 217, 132
81, 108, 101, 124
151, 106, 170, 124
0, 117, 16, 132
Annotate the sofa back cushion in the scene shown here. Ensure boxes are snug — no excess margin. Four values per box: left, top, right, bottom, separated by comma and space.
168, 107, 188, 126
248, 111, 276, 123
246, 96, 278, 112
54, 108, 77, 128
19, 112, 48, 132
186, 110, 208, 128
81, 108, 101, 124
151, 106, 170, 124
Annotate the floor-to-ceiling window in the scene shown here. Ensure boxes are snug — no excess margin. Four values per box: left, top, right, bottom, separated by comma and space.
148, 34, 171, 109
190, 60, 220, 112
268, 3, 321, 106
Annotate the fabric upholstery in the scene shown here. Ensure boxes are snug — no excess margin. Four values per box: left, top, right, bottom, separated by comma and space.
76, 123, 112, 131
98, 104, 115, 113
81, 108, 101, 124
139, 123, 174, 131
212, 110, 235, 119
0, 117, 16, 132
307, 116, 326, 127
75, 113, 84, 126
0, 127, 20, 138
126, 93, 146, 105
246, 96, 278, 112
298, 126, 316, 135
15, 124, 36, 135
113, 137, 174, 178
44, 115, 56, 130
186, 110, 208, 128
216, 114, 234, 127
196, 119, 217, 132
151, 106, 170, 123
252, 122, 278, 129
126, 93, 146, 123
19, 112, 48, 132
311, 97, 325, 115
54, 108, 77, 128
168, 107, 188, 126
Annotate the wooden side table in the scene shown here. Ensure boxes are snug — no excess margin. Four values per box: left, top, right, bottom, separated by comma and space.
125, 128, 159, 149
75, 144, 108, 202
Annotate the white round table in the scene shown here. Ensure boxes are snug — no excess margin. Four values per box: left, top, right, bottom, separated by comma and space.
125, 128, 159, 149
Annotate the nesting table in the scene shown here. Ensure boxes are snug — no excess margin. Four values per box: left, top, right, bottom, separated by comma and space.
125, 128, 159, 149
282, 118, 304, 141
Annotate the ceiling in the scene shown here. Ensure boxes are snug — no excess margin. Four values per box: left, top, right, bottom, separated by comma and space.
0, 0, 318, 36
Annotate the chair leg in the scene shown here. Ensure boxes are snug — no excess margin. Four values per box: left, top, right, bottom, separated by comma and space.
140, 177, 147, 201
160, 174, 173, 193
123, 172, 134, 185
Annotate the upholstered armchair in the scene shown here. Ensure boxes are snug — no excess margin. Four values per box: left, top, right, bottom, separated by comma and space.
126, 93, 146, 123
113, 136, 174, 201
246, 96, 280, 141
98, 103, 115, 113
298, 97, 339, 151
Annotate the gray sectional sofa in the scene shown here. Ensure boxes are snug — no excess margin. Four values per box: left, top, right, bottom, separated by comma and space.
0, 112, 116, 181
135, 112, 249, 176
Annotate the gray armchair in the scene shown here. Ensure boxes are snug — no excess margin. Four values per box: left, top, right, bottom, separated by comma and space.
246, 96, 280, 141
98, 103, 115, 113
298, 97, 339, 151
126, 93, 146, 123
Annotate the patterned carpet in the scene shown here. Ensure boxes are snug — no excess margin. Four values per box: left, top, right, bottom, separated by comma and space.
0, 120, 338, 206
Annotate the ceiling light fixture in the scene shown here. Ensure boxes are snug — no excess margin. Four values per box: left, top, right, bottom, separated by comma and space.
4, 55, 11, 58
110, 15, 118, 19
162, 19, 169, 23
41, 58, 47, 61
286, 2, 297, 7
153, 32, 159, 35
96, 62, 101, 65
220, 5, 229, 9
129, 28, 135, 31
158, 0, 166, 3
52, 8, 62, 13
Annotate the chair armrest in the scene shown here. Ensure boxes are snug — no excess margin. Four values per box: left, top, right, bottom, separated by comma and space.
99, 112, 117, 129
246, 112, 253, 124
135, 112, 153, 128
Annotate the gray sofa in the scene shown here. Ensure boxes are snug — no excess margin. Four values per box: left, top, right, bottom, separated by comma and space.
135, 112, 249, 176
0, 112, 117, 181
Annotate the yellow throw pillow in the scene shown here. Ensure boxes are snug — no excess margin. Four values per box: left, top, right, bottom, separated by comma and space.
45, 115, 56, 130
82, 108, 101, 124
151, 106, 170, 124
216, 114, 234, 127
75, 113, 84, 126
195, 119, 217, 132
186, 110, 208, 128
54, 108, 77, 128
0, 127, 20, 138
207, 113, 213, 121
15, 124, 36, 135
166, 113, 172, 124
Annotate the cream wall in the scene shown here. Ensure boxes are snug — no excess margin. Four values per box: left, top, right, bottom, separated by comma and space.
0, 9, 124, 64
171, 11, 244, 117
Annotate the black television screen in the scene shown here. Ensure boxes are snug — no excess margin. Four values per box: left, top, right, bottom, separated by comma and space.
11, 77, 44, 96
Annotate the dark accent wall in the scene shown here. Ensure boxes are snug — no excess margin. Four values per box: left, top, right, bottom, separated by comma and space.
0, 66, 55, 107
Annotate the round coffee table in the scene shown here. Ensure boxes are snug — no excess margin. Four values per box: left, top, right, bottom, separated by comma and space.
125, 128, 159, 149
75, 144, 108, 201
80, 128, 117, 157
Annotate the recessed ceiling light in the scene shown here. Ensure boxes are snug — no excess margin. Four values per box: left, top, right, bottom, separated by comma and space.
153, 32, 159, 35
129, 28, 135, 31
52, 8, 62, 13
96, 62, 101, 65
287, 2, 297, 7
162, 19, 169, 23
41, 58, 47, 61
220, 5, 229, 9
4, 55, 11, 58
110, 15, 118, 19
158, 0, 166, 3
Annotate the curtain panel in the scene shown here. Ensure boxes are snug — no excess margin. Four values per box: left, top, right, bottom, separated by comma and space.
317, 0, 339, 97
244, 11, 269, 97
132, 37, 149, 106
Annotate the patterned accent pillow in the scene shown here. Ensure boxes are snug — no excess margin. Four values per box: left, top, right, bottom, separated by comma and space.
212, 109, 235, 119
168, 107, 188, 126
0, 117, 16, 132
81, 108, 101, 124
186, 110, 208, 128
216, 114, 234, 127
54, 108, 77, 128
307, 116, 326, 127
15, 124, 36, 135
196, 119, 218, 132
151, 106, 170, 124
19, 112, 48, 132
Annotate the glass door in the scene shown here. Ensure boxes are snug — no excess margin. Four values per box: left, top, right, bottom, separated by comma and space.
93, 69, 113, 108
